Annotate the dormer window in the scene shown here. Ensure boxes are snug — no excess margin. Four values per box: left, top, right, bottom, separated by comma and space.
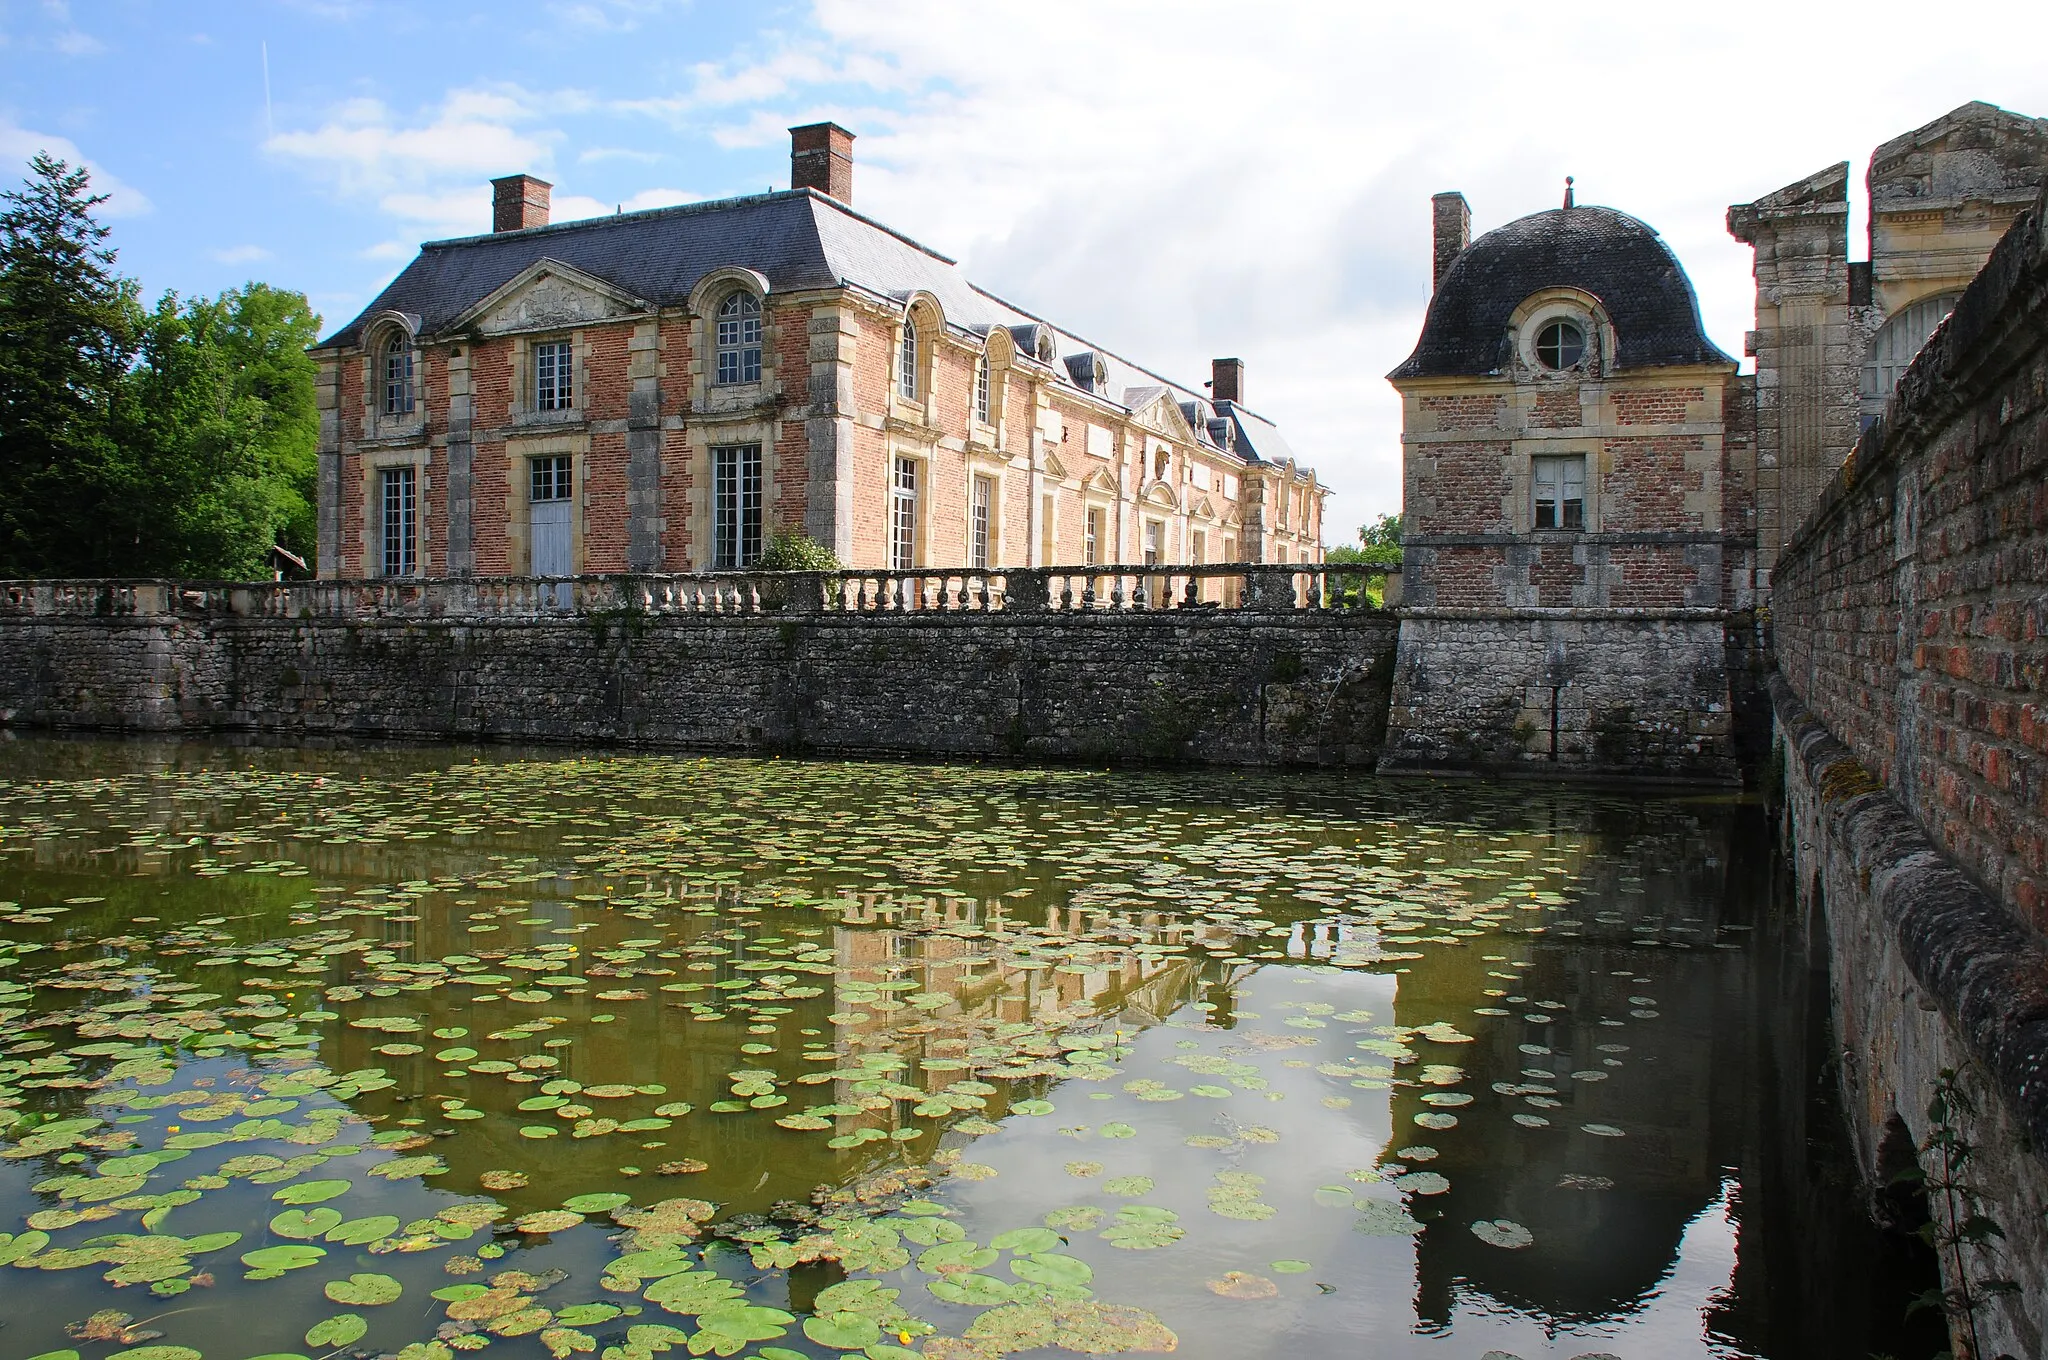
974, 354, 990, 424
381, 334, 415, 416
899, 316, 920, 400
715, 292, 762, 385
1535, 319, 1585, 370
535, 340, 573, 411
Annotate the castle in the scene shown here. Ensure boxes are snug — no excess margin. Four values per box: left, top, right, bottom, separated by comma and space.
1383, 100, 2048, 778
309, 125, 1327, 582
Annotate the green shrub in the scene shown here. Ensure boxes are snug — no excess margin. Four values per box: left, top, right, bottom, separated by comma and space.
757, 532, 841, 571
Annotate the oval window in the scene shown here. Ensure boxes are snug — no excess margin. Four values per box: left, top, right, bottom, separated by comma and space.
1535, 319, 1586, 370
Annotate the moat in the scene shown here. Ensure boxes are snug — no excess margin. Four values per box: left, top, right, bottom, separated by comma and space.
0, 737, 1942, 1360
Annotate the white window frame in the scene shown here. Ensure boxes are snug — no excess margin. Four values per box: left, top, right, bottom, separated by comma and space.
711, 443, 764, 569
379, 466, 417, 578
969, 473, 995, 569
715, 292, 763, 386
898, 316, 920, 400
1084, 506, 1103, 565
1142, 519, 1163, 567
534, 339, 574, 411
382, 334, 415, 416
973, 354, 991, 425
529, 455, 572, 504
889, 456, 919, 570
1533, 453, 1587, 530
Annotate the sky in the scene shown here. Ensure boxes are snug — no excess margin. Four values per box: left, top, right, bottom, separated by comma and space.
4, 0, 2046, 539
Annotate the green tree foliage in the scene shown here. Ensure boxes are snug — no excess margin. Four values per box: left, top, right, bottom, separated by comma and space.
0, 154, 320, 579
0, 153, 138, 577
1327, 513, 1402, 569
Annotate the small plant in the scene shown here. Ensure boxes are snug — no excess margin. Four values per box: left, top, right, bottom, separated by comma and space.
756, 532, 841, 572
1897, 1067, 2018, 1359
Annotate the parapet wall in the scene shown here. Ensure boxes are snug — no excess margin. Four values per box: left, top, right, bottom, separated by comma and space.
0, 567, 1399, 767
1771, 185, 2048, 933
1768, 187, 2048, 1356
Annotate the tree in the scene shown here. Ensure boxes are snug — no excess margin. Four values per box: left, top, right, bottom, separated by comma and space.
0, 154, 321, 578
1327, 513, 1403, 569
0, 153, 139, 577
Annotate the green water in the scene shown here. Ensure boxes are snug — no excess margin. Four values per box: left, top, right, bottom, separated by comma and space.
0, 738, 1937, 1360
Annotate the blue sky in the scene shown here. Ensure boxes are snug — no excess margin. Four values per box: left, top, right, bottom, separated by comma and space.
6, 0, 2047, 533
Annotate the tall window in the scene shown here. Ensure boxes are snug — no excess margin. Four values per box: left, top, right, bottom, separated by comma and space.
974, 355, 990, 424
1533, 454, 1586, 530
969, 474, 994, 569
1039, 492, 1055, 565
1084, 507, 1103, 565
712, 444, 763, 569
898, 317, 919, 400
1860, 292, 1960, 428
715, 292, 762, 385
1190, 529, 1206, 565
1143, 520, 1163, 567
889, 457, 918, 570
379, 467, 416, 577
382, 334, 414, 416
535, 340, 574, 411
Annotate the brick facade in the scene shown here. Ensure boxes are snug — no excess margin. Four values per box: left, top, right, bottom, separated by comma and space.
312, 133, 1326, 581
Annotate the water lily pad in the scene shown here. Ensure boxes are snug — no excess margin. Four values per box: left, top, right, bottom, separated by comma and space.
1471, 1218, 1535, 1249
326, 1272, 403, 1305
325, 1214, 400, 1246
271, 1179, 350, 1205
1010, 1252, 1093, 1288
241, 1244, 326, 1278
990, 1227, 1063, 1254
563, 1192, 632, 1213
305, 1314, 367, 1348
1354, 1200, 1424, 1237
1269, 1259, 1311, 1274
802, 1312, 882, 1350
929, 1274, 1019, 1305
270, 1208, 344, 1239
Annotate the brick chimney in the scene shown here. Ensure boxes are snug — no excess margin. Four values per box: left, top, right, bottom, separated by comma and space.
1432, 191, 1470, 291
1211, 357, 1245, 407
790, 123, 855, 204
492, 174, 552, 233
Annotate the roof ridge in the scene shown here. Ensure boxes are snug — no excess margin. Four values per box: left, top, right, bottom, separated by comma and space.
965, 282, 1213, 410
418, 188, 803, 250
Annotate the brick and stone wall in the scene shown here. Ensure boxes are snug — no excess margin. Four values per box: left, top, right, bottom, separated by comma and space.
0, 582, 1397, 768
1768, 187, 2048, 1357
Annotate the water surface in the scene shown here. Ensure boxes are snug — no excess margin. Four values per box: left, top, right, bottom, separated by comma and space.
0, 738, 1936, 1359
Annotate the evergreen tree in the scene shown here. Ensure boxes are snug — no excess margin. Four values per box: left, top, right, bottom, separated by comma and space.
0, 153, 139, 576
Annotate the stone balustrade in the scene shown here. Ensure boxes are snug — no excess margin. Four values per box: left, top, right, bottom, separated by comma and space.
0, 562, 1399, 621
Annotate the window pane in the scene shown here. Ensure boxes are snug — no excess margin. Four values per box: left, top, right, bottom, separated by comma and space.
380, 467, 416, 577
712, 444, 763, 569
535, 342, 573, 410
383, 338, 413, 415
890, 457, 918, 570
899, 319, 918, 399
970, 475, 992, 569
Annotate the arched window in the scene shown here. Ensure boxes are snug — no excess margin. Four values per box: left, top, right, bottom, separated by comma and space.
715, 291, 762, 385
1861, 293, 1961, 428
899, 315, 920, 400
1534, 319, 1585, 370
974, 354, 990, 424
382, 333, 414, 416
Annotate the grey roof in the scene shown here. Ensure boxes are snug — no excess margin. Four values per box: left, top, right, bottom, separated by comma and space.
1389, 204, 1732, 379
320, 187, 1313, 472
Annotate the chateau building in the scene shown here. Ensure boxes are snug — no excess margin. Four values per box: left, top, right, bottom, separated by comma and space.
1384, 100, 2047, 778
310, 125, 1326, 581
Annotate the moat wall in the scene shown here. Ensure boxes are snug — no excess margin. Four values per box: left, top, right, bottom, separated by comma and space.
0, 602, 1398, 768
1769, 188, 2048, 1356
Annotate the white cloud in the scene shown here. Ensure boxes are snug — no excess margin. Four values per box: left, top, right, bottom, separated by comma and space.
211, 244, 273, 265
0, 120, 151, 216
51, 28, 101, 55
669, 0, 2048, 532
264, 87, 559, 200
579, 146, 663, 164
552, 187, 702, 222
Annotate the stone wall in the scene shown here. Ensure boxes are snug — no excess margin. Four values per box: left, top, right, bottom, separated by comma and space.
1768, 186, 2048, 1356
1381, 611, 1741, 780
0, 598, 1397, 768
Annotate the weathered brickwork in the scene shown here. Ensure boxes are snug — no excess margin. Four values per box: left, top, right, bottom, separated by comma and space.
1772, 186, 2048, 932
1769, 190, 2048, 1356
0, 607, 1396, 768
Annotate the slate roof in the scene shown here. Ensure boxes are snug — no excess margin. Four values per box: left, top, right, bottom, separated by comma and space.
1389, 204, 1731, 379
320, 188, 1309, 470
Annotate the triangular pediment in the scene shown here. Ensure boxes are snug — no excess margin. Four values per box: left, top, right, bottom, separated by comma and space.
1083, 469, 1118, 495
1128, 389, 1200, 444
448, 258, 655, 337
1043, 451, 1069, 481
1192, 495, 1216, 520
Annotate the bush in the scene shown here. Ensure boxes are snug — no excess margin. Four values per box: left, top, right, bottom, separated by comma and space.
756, 532, 841, 571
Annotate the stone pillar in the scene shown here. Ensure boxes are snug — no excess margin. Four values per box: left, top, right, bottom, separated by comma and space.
626, 319, 664, 572
314, 357, 343, 579
1729, 162, 1858, 580
805, 306, 858, 561
445, 347, 474, 576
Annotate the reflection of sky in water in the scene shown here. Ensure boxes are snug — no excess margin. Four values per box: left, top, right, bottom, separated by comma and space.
0, 740, 1922, 1359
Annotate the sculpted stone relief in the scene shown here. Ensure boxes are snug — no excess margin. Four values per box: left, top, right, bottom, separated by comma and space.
480, 271, 630, 335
